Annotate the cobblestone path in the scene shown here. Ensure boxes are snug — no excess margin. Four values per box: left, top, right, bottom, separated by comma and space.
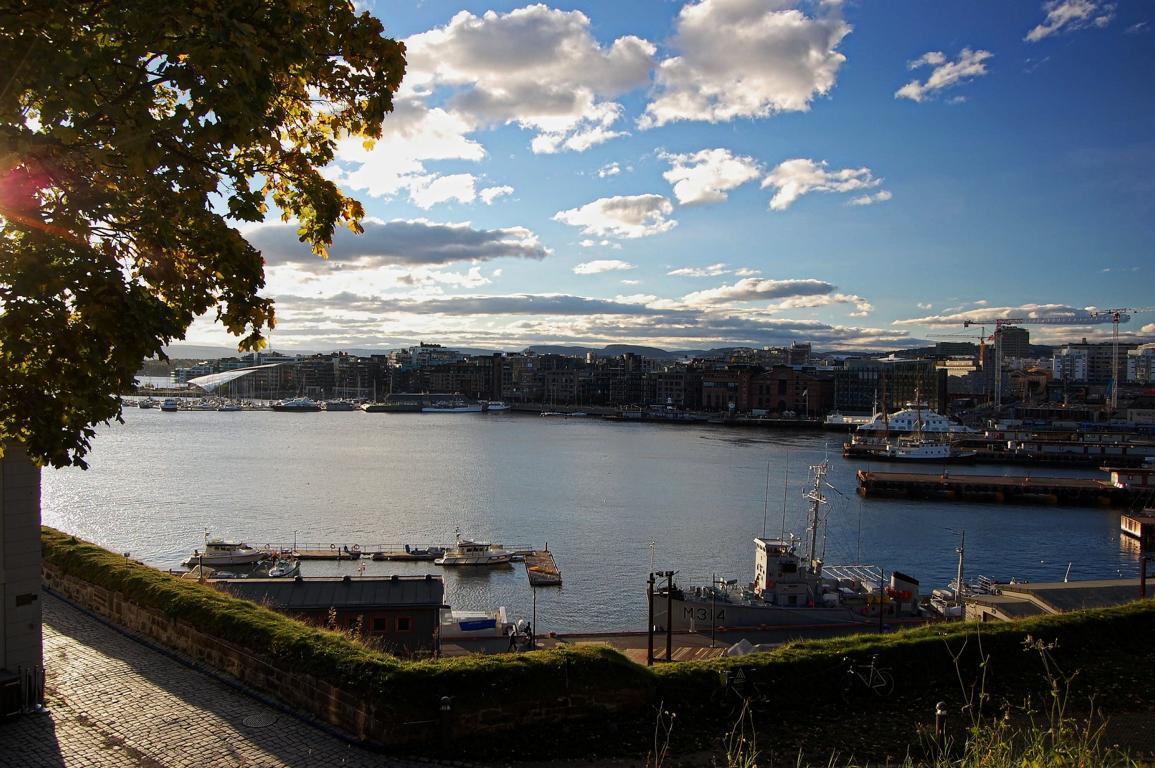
0, 593, 454, 767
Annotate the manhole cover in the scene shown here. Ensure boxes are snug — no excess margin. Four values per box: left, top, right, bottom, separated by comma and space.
242, 713, 278, 728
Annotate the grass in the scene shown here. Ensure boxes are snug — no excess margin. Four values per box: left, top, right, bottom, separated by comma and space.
41, 526, 1155, 761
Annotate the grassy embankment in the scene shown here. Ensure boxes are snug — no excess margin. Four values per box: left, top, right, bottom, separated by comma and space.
42, 527, 1155, 763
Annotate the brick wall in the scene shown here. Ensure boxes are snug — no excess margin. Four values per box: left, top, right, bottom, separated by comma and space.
41, 563, 649, 749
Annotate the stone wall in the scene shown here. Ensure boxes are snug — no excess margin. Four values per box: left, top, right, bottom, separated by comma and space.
41, 562, 649, 749
1, 445, 43, 711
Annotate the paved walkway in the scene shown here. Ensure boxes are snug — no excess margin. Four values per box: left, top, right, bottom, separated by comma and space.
0, 593, 453, 767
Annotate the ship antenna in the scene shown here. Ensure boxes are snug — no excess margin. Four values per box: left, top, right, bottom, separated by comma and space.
762, 458, 772, 539
779, 451, 790, 539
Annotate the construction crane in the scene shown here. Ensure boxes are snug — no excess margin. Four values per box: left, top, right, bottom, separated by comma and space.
1088, 307, 1155, 410
962, 313, 1122, 410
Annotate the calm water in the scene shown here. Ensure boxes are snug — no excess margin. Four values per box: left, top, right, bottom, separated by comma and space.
41, 410, 1142, 633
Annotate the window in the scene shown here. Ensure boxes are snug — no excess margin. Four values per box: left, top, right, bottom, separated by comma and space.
372, 617, 386, 633
396, 616, 412, 632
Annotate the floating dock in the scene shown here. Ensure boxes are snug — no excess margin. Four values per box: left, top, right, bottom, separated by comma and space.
520, 549, 562, 586
856, 470, 1137, 507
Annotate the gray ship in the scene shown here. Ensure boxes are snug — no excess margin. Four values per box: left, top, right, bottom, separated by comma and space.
652, 461, 922, 632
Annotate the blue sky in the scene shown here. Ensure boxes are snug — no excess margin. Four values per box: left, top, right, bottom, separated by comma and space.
190, 0, 1155, 352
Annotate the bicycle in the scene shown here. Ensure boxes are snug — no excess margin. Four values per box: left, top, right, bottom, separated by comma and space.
841, 654, 894, 700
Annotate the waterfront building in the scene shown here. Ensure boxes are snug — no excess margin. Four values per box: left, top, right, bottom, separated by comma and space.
748, 366, 834, 416
832, 357, 942, 414
1053, 339, 1137, 385
218, 575, 447, 655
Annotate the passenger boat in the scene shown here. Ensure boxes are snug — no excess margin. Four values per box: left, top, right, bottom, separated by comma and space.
183, 540, 266, 568
651, 461, 922, 632
434, 532, 514, 566
160, 398, 180, 412
485, 401, 511, 412
271, 396, 322, 412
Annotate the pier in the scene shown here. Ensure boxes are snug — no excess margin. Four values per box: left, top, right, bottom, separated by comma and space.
522, 548, 562, 586
856, 470, 1137, 507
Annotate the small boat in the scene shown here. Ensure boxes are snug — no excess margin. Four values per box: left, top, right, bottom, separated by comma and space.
160, 398, 180, 412
216, 400, 242, 412
183, 539, 266, 568
485, 401, 511, 412
267, 557, 301, 578
271, 396, 322, 412
435, 531, 514, 566
138, 397, 158, 409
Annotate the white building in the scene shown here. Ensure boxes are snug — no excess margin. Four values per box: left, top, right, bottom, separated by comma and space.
1052, 347, 1089, 382
1127, 344, 1155, 384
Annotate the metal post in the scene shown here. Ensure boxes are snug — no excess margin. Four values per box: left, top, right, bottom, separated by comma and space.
665, 571, 674, 662
878, 569, 885, 633
531, 585, 537, 650
935, 701, 948, 753
711, 572, 716, 649
647, 572, 655, 666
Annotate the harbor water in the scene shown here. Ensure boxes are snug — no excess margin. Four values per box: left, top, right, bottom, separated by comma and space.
41, 409, 1143, 633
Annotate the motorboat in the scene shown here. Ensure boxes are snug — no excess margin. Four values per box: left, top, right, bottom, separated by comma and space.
271, 396, 322, 412
434, 532, 514, 566
160, 398, 180, 412
267, 557, 301, 578
183, 540, 266, 568
137, 397, 158, 409
485, 401, 511, 412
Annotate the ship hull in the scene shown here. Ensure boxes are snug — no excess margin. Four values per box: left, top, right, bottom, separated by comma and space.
653, 593, 872, 632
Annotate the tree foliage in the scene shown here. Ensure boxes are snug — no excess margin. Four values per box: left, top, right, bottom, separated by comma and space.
0, 1, 405, 467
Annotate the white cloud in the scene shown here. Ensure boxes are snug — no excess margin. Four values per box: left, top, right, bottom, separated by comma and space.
1143, 323, 1155, 334
641, 0, 851, 128
597, 162, 622, 178
849, 190, 893, 206
621, 279, 641, 286
917, 302, 933, 310
554, 194, 677, 238
330, 98, 486, 207
895, 48, 993, 103
893, 303, 1111, 327
479, 185, 514, 205
735, 267, 761, 277
681, 277, 836, 307
408, 173, 479, 209
668, 263, 730, 278
767, 292, 873, 317
405, 5, 655, 153
761, 158, 885, 210
1126, 21, 1149, 34
1025, 0, 1115, 42
573, 259, 636, 275
661, 148, 762, 205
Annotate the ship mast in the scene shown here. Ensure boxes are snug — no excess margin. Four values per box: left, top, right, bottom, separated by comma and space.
804, 461, 829, 575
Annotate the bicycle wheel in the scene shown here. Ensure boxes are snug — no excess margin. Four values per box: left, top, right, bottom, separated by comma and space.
872, 669, 894, 696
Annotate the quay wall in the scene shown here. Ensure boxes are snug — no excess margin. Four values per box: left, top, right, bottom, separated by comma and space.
39, 527, 1155, 759
40, 527, 652, 753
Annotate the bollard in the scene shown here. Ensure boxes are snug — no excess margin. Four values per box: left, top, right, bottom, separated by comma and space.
935, 701, 948, 753
439, 696, 453, 750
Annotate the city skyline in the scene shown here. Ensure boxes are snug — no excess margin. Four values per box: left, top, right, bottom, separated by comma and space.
184, 0, 1155, 353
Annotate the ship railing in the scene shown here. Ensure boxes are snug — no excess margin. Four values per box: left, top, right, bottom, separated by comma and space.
824, 564, 884, 587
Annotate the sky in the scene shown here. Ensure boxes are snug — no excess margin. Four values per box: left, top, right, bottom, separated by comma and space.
186, 0, 1155, 354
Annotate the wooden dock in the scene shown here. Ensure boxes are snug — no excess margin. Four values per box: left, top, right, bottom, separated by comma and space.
856, 470, 1137, 507
521, 549, 562, 586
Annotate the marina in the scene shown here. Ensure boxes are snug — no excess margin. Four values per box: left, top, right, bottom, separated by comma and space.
856, 469, 1139, 506
41, 409, 1146, 634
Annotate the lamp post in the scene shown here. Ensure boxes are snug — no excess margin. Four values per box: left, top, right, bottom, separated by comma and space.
531, 584, 537, 650
710, 572, 717, 649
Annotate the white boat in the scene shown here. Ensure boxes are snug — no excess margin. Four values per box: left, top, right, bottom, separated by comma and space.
855, 403, 975, 435
271, 396, 322, 412
137, 397, 158, 409
824, 411, 872, 427
183, 540, 266, 568
485, 401, 511, 412
422, 400, 483, 413
216, 400, 242, 412
434, 532, 514, 566
438, 607, 513, 639
267, 557, 300, 578
160, 398, 180, 412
